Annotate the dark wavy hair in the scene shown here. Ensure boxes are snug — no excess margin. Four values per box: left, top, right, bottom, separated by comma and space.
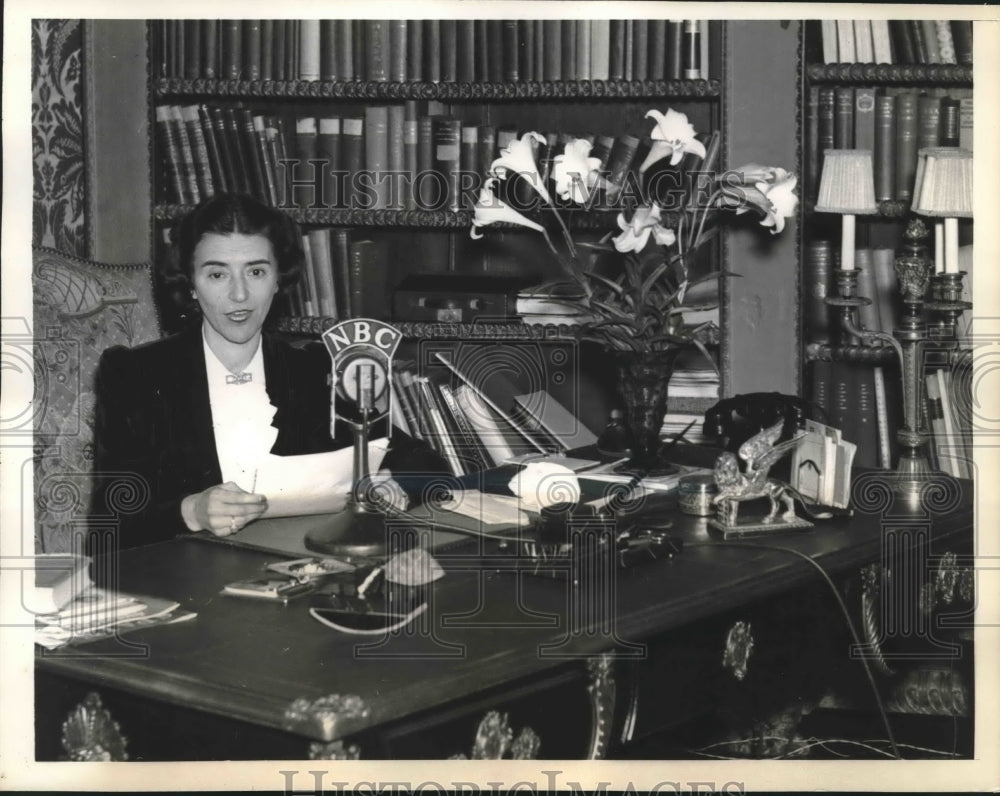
162, 193, 304, 316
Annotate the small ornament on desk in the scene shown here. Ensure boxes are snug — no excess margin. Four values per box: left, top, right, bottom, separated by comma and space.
708, 420, 813, 538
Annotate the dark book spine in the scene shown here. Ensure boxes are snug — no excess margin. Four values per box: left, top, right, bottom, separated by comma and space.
590, 134, 614, 171
365, 20, 390, 81
272, 116, 293, 208
888, 20, 915, 65
210, 106, 243, 194
243, 19, 262, 80
917, 95, 942, 151
631, 19, 648, 81
649, 19, 667, 79
201, 20, 218, 79
388, 105, 406, 209
561, 19, 576, 81
543, 21, 563, 81
273, 20, 287, 81
667, 20, 683, 79
609, 20, 626, 80
424, 20, 441, 82
336, 19, 354, 81
407, 19, 423, 81
440, 20, 458, 82
623, 20, 634, 81
404, 113, 418, 211
874, 95, 897, 202
198, 104, 228, 193
457, 20, 476, 83
921, 20, 941, 64
503, 20, 519, 81
183, 20, 201, 80
475, 21, 490, 82
364, 106, 390, 210
182, 105, 215, 199
460, 125, 479, 208
833, 86, 854, 149
260, 20, 274, 81
352, 21, 365, 83
320, 21, 338, 80
576, 20, 591, 80
155, 106, 187, 204
818, 87, 836, 188
298, 20, 320, 80
853, 87, 876, 152
286, 20, 300, 80
317, 117, 342, 210
330, 228, 352, 320
341, 117, 364, 211
909, 20, 928, 64
853, 367, 880, 468
478, 124, 496, 179
259, 115, 283, 206
416, 115, 435, 209
951, 21, 973, 66
222, 20, 242, 79
940, 97, 961, 147
804, 240, 833, 343
433, 116, 462, 212
236, 108, 268, 202
606, 134, 640, 192
390, 20, 408, 82
519, 20, 535, 82
171, 105, 200, 204
488, 20, 504, 82
805, 86, 820, 203
894, 93, 918, 201
809, 359, 831, 423
532, 20, 545, 82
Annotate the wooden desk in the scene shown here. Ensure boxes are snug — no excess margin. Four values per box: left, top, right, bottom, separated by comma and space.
36, 477, 975, 761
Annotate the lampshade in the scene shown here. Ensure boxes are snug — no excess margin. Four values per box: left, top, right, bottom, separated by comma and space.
911, 147, 973, 218
815, 149, 878, 215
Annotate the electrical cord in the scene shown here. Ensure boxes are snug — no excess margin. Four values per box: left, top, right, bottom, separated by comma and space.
688, 539, 901, 759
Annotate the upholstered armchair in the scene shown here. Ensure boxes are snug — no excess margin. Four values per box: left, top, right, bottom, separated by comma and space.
32, 246, 161, 553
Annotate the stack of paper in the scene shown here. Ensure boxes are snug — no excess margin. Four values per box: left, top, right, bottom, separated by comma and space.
790, 420, 857, 508
34, 586, 195, 649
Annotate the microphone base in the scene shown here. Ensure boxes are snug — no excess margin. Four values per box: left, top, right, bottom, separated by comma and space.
304, 503, 390, 558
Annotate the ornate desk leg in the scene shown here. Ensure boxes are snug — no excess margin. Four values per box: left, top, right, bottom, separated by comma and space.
60, 692, 128, 761
586, 652, 617, 759
449, 711, 540, 759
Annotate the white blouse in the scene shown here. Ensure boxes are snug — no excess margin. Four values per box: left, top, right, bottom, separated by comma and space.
202, 331, 278, 490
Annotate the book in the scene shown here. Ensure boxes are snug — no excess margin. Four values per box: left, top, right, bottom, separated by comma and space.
940, 97, 961, 147
921, 20, 942, 64
518, 20, 535, 82
817, 87, 835, 190
222, 19, 242, 79
397, 368, 433, 442
833, 86, 854, 149
951, 21, 973, 66
836, 20, 856, 63
300, 233, 319, 317
853, 20, 874, 63
854, 87, 876, 153
155, 105, 188, 204
631, 19, 648, 81
388, 105, 406, 210
210, 106, 244, 195
329, 228, 352, 320
855, 249, 881, 333
562, 19, 577, 81
198, 104, 228, 194
935, 20, 957, 65
683, 20, 700, 79
235, 108, 267, 202
917, 95, 942, 151
433, 116, 462, 213
252, 114, 279, 206
406, 18, 423, 81
365, 20, 390, 82
439, 20, 457, 83
936, 368, 971, 479
543, 20, 562, 81
648, 19, 666, 79
415, 376, 467, 476
870, 248, 899, 334
364, 106, 390, 210
926, 369, 963, 478
609, 20, 626, 80
958, 97, 973, 151
804, 240, 833, 343
894, 93, 918, 201
457, 20, 476, 83
317, 117, 342, 210
335, 19, 354, 81
889, 20, 916, 65
390, 20, 408, 82
454, 385, 515, 467
27, 555, 92, 615
513, 389, 598, 453
871, 20, 893, 64
438, 382, 494, 472
873, 94, 896, 202
910, 20, 928, 64
293, 116, 318, 208
667, 20, 683, 79
605, 134, 640, 195
821, 20, 838, 63
341, 117, 364, 210
307, 228, 337, 318
348, 238, 390, 319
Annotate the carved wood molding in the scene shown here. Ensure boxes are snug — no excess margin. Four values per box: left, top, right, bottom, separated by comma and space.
722, 620, 754, 681
585, 652, 616, 759
308, 740, 362, 760
283, 694, 370, 740
60, 692, 128, 761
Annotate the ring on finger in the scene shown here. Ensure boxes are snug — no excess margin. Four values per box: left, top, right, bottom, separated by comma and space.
229, 516, 237, 533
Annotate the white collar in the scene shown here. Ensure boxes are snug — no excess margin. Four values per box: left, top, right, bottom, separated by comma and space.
202, 327, 265, 388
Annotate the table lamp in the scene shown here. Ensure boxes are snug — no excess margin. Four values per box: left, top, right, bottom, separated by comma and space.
911, 147, 973, 337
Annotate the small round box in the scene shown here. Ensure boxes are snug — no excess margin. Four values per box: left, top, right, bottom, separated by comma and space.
677, 474, 719, 516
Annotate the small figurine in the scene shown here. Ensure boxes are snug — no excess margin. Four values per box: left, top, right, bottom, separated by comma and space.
709, 420, 812, 535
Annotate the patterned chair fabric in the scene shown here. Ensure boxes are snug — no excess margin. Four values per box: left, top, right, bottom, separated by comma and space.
32, 246, 161, 553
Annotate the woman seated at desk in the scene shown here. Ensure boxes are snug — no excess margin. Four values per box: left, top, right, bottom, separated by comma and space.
91, 193, 444, 548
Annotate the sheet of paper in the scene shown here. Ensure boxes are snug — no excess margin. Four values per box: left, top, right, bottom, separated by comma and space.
234, 440, 389, 518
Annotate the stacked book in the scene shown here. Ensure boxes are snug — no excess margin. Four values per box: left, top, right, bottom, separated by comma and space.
925, 367, 973, 480
805, 85, 973, 204
515, 282, 596, 326
154, 19, 715, 84
391, 355, 597, 477
819, 20, 972, 66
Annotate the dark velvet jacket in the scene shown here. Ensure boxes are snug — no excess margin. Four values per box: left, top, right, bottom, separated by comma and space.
91, 324, 445, 548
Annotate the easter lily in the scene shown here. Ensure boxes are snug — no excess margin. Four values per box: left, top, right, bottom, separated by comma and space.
612, 204, 677, 253
552, 138, 603, 204
638, 109, 707, 173
490, 131, 551, 205
470, 177, 546, 239
754, 171, 799, 234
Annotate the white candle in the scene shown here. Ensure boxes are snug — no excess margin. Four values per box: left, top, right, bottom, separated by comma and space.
841, 214, 856, 270
934, 221, 944, 274
944, 217, 959, 274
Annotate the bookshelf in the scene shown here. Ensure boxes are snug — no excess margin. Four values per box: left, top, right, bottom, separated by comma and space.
798, 19, 974, 473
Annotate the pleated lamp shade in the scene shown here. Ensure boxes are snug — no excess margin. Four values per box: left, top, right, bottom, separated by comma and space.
815, 149, 878, 215
912, 147, 973, 218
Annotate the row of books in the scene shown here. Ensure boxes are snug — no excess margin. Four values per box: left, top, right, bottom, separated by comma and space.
819, 20, 972, 66
157, 99, 719, 212
925, 367, 973, 479
154, 19, 715, 84
805, 87, 973, 204
390, 360, 597, 477
287, 228, 390, 321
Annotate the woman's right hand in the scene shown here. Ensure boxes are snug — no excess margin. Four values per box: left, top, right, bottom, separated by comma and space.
181, 482, 268, 536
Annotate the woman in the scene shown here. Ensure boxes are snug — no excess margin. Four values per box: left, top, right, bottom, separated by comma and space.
91, 193, 443, 548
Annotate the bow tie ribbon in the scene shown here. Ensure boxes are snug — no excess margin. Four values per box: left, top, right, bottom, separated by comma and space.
226, 372, 253, 385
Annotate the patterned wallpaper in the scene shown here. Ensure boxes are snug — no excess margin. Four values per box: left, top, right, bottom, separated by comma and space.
32, 19, 87, 256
